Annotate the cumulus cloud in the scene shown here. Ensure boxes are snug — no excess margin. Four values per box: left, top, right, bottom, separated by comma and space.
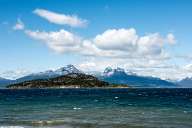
25, 29, 81, 53
137, 33, 164, 56
78, 61, 97, 71
13, 18, 25, 30
25, 28, 175, 58
94, 28, 138, 51
183, 63, 192, 72
33, 8, 87, 27
93, 29, 174, 59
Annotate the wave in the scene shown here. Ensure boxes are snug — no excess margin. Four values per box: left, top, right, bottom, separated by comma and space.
0, 127, 25, 128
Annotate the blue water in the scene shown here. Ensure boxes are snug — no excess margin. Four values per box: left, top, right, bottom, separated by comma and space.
0, 88, 192, 128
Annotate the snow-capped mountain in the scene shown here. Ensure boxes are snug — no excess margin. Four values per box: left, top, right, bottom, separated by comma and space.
177, 77, 192, 87
0, 65, 178, 88
103, 67, 115, 76
16, 65, 82, 82
103, 67, 136, 76
54, 64, 82, 75
100, 67, 176, 88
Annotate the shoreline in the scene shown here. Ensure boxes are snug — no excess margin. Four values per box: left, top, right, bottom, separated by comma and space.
1, 87, 192, 90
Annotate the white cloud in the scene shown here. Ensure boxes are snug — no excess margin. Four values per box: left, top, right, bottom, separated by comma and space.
137, 33, 164, 56
78, 61, 97, 71
183, 63, 192, 72
93, 29, 173, 59
13, 18, 25, 30
77, 58, 122, 72
0, 69, 30, 80
25, 28, 174, 60
33, 8, 87, 27
166, 33, 176, 44
25, 29, 81, 53
94, 28, 138, 51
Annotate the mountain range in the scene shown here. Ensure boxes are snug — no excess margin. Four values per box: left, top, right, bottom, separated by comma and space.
0, 65, 82, 88
0, 77, 12, 87
16, 64, 82, 82
177, 77, 192, 87
99, 67, 176, 88
1, 64, 191, 88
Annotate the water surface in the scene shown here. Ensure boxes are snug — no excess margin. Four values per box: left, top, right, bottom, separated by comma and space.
0, 88, 192, 128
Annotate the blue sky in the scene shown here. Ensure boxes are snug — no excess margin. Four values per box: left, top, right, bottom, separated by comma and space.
0, 0, 192, 79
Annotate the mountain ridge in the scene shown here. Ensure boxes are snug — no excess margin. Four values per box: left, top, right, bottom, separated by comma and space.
0, 65, 179, 88
16, 64, 82, 82
177, 77, 192, 87
7, 73, 111, 89
99, 67, 176, 88
0, 77, 13, 88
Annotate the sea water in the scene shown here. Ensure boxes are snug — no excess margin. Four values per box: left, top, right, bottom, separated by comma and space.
0, 88, 192, 128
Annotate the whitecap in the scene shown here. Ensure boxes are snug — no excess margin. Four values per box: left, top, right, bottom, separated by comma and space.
73, 107, 81, 110
0, 126, 24, 128
183, 111, 188, 114
114, 96, 119, 99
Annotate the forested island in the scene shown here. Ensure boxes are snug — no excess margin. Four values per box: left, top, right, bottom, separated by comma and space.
7, 73, 128, 89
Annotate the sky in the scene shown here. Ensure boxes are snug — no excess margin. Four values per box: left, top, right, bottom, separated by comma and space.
0, 0, 192, 80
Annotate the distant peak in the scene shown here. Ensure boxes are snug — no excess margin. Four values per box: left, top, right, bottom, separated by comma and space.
56, 64, 82, 74
0, 77, 6, 80
115, 67, 125, 73
183, 76, 192, 81
104, 66, 113, 73
103, 67, 126, 76
0, 77, 10, 81
66, 64, 75, 68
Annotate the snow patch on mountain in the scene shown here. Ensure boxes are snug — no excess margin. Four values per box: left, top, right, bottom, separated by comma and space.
103, 67, 136, 77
